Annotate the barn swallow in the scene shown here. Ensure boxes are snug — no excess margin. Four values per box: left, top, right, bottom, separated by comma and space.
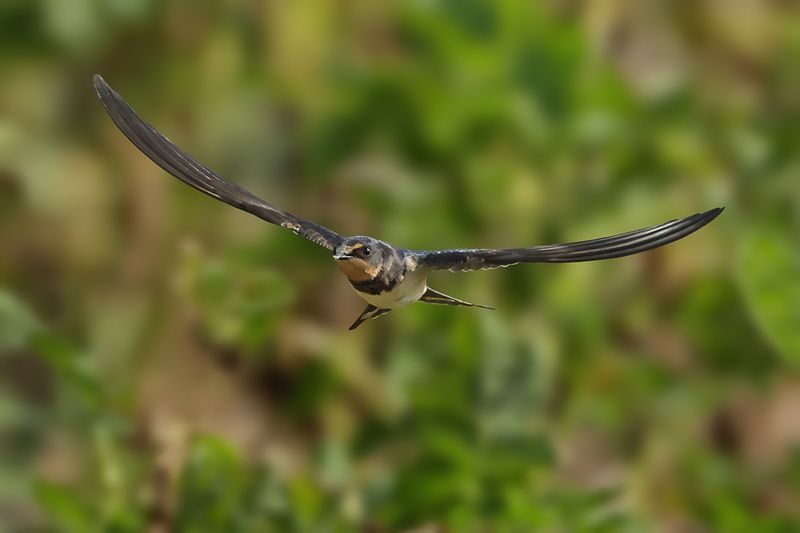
93, 75, 723, 330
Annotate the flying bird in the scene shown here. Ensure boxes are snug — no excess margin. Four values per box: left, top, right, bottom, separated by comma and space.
93, 75, 723, 330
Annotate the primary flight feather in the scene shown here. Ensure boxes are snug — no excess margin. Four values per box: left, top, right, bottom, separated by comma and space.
93, 75, 723, 330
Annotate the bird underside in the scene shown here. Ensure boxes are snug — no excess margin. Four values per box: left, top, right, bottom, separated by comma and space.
348, 287, 492, 330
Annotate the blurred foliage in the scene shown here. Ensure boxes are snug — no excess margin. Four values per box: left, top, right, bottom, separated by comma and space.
1, 0, 800, 531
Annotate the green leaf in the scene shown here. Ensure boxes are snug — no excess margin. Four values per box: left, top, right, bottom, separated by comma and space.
737, 228, 800, 364
30, 334, 102, 402
0, 289, 40, 352
174, 436, 248, 532
35, 480, 92, 532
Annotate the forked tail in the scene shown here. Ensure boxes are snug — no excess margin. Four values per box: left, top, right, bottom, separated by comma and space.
349, 304, 392, 330
419, 287, 494, 310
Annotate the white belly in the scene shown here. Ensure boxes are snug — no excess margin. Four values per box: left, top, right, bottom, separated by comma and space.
357, 270, 427, 309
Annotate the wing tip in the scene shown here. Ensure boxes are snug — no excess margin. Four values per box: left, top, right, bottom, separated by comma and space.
698, 206, 724, 226
92, 74, 121, 115
92, 74, 109, 98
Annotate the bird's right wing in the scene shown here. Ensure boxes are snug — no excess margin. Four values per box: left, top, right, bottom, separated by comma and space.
93, 75, 344, 251
412, 208, 723, 272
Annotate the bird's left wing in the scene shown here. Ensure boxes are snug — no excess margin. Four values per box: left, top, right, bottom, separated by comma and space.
93, 75, 343, 251
412, 208, 723, 272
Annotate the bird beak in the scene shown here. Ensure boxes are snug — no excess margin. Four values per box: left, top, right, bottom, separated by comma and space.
333, 252, 352, 261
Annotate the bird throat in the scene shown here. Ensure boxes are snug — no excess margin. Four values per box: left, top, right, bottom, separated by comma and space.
337, 257, 381, 282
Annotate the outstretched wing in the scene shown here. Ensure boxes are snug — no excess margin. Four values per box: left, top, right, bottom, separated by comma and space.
93, 75, 343, 251
413, 208, 723, 272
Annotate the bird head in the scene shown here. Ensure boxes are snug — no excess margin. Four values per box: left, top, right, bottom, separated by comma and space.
333, 236, 385, 281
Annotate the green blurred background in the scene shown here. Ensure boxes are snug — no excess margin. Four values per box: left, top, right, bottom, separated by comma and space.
1, 0, 799, 531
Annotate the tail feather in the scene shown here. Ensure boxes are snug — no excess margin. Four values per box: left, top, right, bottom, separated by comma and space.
419, 287, 494, 310
349, 304, 391, 330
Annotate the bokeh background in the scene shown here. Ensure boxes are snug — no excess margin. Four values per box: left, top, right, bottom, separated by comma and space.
1, 0, 799, 531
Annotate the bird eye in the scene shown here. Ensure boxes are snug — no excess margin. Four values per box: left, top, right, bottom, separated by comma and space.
358, 246, 371, 257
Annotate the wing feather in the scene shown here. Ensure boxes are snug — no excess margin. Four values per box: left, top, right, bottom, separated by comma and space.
93, 75, 343, 251
414, 208, 723, 272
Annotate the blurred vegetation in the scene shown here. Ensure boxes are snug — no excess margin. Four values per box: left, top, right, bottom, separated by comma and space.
1, 0, 799, 531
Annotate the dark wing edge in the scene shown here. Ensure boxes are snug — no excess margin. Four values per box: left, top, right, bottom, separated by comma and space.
414, 207, 724, 272
92, 74, 343, 251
